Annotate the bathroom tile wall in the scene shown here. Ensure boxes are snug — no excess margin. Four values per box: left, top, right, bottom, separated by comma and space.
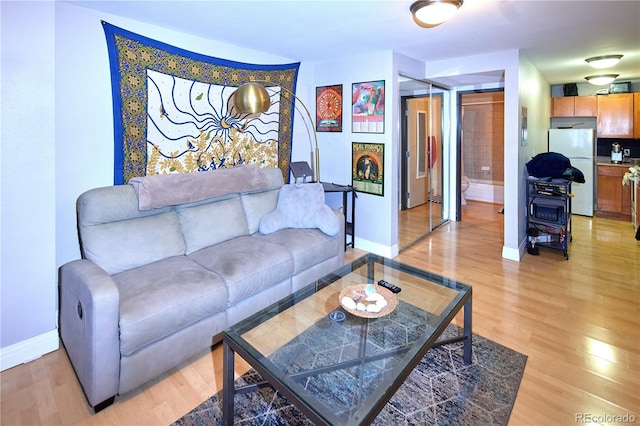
461, 92, 505, 183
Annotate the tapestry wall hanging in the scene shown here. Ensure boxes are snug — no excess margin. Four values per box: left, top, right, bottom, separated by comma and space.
103, 22, 300, 184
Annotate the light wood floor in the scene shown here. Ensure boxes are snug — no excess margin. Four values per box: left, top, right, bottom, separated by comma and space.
2, 201, 639, 425
398, 200, 447, 249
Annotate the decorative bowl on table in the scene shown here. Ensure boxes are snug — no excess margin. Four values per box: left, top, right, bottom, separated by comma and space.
339, 283, 398, 318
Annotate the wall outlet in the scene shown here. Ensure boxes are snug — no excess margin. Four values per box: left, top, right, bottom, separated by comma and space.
623, 148, 631, 157
481, 166, 491, 173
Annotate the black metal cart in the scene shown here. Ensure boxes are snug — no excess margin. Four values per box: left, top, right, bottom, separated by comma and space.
526, 177, 572, 260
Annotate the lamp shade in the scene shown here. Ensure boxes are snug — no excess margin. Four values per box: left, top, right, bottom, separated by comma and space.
585, 74, 619, 86
585, 55, 623, 69
410, 0, 463, 27
233, 82, 271, 114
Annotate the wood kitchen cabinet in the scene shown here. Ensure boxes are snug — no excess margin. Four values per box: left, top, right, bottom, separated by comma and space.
634, 92, 640, 139
551, 95, 597, 117
597, 93, 634, 138
597, 164, 631, 220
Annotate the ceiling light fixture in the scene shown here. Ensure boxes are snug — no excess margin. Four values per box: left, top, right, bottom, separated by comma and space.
410, 0, 463, 28
585, 54, 623, 69
584, 74, 619, 86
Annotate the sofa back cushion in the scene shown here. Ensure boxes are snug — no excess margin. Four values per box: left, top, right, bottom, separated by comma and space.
241, 189, 280, 234
178, 197, 250, 254
82, 212, 186, 275
78, 185, 186, 275
240, 168, 285, 234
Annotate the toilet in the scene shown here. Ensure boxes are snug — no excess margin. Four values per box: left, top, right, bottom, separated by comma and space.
461, 175, 470, 205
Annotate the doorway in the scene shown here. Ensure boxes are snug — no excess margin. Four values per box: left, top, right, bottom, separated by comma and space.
399, 77, 450, 249
457, 90, 505, 220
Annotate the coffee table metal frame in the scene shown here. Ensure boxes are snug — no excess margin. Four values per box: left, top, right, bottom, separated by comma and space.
222, 253, 472, 425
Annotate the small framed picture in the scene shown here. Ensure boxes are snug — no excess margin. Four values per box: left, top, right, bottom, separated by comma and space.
352, 80, 385, 133
352, 142, 384, 196
316, 85, 343, 132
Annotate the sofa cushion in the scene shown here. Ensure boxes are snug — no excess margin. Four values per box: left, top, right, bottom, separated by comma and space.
188, 235, 294, 306
259, 183, 340, 236
241, 189, 279, 234
82, 211, 186, 275
253, 228, 341, 274
178, 197, 249, 254
114, 256, 227, 356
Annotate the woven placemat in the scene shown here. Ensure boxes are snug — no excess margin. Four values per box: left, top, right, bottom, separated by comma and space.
339, 283, 398, 318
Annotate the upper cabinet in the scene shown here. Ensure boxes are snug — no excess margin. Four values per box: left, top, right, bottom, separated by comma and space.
597, 93, 634, 138
634, 92, 640, 139
551, 95, 597, 117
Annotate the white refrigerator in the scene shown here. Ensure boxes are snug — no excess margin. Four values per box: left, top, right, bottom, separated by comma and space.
548, 129, 595, 216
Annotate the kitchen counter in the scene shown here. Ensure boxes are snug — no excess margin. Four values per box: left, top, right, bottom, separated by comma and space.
596, 156, 640, 167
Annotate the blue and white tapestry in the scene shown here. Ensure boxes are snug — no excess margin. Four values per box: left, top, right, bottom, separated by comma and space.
103, 22, 300, 184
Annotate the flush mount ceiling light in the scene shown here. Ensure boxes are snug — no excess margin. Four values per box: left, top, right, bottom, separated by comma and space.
585, 74, 619, 86
585, 54, 623, 69
410, 0, 463, 28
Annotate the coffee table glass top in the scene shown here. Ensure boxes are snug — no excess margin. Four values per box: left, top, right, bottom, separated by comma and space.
224, 253, 472, 425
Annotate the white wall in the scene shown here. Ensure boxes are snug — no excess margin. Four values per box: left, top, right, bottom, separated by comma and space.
312, 51, 399, 257
425, 50, 532, 260
54, 2, 303, 267
519, 53, 552, 246
1, 2, 551, 368
1, 1, 304, 370
1, 1, 59, 369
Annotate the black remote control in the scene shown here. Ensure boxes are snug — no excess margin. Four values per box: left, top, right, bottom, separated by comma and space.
378, 279, 401, 293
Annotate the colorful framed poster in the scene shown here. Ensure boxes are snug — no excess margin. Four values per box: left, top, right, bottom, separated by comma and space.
352, 142, 384, 196
316, 84, 343, 132
352, 80, 385, 133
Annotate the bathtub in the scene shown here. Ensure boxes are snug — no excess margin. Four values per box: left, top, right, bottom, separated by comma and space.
464, 178, 504, 204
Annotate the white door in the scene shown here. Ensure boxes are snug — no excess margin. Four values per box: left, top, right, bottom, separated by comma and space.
407, 100, 428, 208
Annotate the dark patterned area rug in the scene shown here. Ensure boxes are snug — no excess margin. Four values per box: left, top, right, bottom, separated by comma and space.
173, 324, 527, 425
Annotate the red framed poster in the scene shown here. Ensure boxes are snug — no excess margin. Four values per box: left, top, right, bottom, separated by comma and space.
316, 85, 343, 132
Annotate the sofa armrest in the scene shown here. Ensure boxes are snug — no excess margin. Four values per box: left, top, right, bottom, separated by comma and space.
59, 259, 120, 408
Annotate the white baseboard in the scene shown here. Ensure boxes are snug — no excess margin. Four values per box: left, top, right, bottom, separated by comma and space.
0, 329, 59, 371
354, 238, 397, 259
502, 244, 524, 262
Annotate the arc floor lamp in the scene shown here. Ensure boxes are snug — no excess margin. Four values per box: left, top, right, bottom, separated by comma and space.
233, 81, 320, 182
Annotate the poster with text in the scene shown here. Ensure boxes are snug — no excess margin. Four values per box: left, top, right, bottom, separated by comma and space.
352, 80, 385, 133
352, 142, 384, 196
316, 84, 343, 132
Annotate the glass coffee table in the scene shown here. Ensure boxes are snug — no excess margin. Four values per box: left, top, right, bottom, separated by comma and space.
222, 253, 472, 425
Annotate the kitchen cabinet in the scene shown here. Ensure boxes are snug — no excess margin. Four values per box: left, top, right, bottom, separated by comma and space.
597, 164, 631, 220
551, 95, 596, 117
634, 92, 640, 139
597, 93, 634, 138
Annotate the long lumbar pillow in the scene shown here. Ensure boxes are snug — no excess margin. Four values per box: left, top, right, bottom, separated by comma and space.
129, 164, 269, 210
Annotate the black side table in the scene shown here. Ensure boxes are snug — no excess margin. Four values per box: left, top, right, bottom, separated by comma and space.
321, 182, 356, 250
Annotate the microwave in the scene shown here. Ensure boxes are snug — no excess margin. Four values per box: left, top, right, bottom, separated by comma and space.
531, 202, 565, 224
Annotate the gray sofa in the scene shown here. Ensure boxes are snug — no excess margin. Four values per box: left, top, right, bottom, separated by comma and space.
59, 166, 344, 411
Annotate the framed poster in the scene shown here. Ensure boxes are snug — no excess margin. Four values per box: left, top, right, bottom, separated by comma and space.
352, 142, 384, 196
316, 84, 343, 132
521, 106, 528, 146
352, 80, 385, 133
